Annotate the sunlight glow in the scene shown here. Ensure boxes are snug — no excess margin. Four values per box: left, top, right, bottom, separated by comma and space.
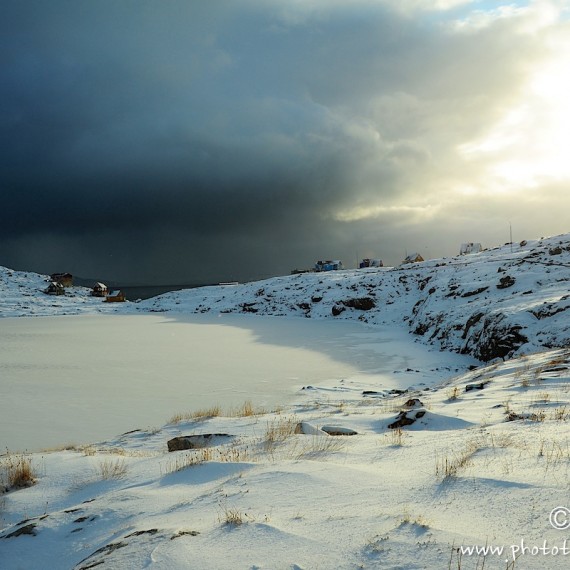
333, 204, 440, 222
458, 33, 570, 193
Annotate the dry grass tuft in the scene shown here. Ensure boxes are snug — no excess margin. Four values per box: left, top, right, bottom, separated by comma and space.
1, 453, 36, 490
163, 445, 252, 474
219, 505, 247, 526
435, 439, 481, 481
387, 427, 407, 447
295, 435, 345, 459
552, 406, 570, 421
263, 416, 298, 452
447, 386, 460, 401
224, 507, 244, 526
97, 458, 128, 480
229, 400, 266, 418
169, 405, 222, 424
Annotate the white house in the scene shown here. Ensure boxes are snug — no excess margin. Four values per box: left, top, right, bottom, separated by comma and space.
460, 242, 483, 255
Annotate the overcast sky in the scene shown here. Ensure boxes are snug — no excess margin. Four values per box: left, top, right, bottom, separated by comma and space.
2, 0, 570, 284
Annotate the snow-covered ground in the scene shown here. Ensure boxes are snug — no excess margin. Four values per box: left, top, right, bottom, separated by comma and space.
1, 234, 570, 569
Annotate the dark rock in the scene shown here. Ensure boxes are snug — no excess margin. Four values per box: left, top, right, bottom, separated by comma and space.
418, 277, 432, 291
167, 434, 233, 452
341, 297, 376, 311
332, 304, 345, 316
462, 312, 484, 339
413, 323, 429, 336
549, 246, 563, 255
125, 529, 159, 538
171, 530, 200, 540
388, 412, 416, 429
463, 314, 528, 361
403, 398, 423, 408
531, 304, 570, 320
3, 523, 37, 539
497, 275, 516, 289
461, 287, 489, 298
465, 380, 491, 392
240, 302, 258, 313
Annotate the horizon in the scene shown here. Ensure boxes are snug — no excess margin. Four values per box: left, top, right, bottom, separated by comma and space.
4, 227, 568, 288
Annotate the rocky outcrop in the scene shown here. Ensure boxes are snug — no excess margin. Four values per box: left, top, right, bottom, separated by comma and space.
341, 297, 376, 311
463, 315, 528, 361
388, 409, 426, 429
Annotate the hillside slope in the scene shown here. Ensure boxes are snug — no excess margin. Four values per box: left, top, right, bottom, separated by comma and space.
0, 268, 118, 317
132, 234, 570, 361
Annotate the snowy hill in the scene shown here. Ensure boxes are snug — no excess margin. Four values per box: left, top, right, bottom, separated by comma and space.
130, 233, 570, 362
0, 267, 121, 317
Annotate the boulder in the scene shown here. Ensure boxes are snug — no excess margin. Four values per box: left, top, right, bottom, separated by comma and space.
320, 426, 358, 436
341, 297, 376, 311
294, 422, 327, 436
496, 275, 516, 289
167, 434, 233, 452
403, 398, 423, 408
331, 304, 346, 316
388, 409, 426, 429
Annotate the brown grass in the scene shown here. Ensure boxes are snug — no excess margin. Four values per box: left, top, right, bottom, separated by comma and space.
169, 404, 222, 424
263, 416, 299, 452
1, 453, 36, 490
228, 400, 266, 417
163, 445, 252, 474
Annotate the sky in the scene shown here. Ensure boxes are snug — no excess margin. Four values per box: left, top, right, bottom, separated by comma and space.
1, 0, 570, 284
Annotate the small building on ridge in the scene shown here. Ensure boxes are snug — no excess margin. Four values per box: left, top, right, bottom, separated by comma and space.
50, 273, 73, 287
459, 243, 483, 255
44, 281, 65, 296
359, 258, 383, 268
401, 253, 424, 265
91, 282, 108, 297
315, 260, 343, 272
105, 290, 126, 303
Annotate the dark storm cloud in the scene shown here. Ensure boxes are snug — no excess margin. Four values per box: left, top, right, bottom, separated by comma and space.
0, 1, 562, 282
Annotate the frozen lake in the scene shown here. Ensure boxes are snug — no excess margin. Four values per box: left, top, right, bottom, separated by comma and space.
0, 314, 471, 452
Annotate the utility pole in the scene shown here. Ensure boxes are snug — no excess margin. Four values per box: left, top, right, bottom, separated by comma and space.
509, 222, 513, 253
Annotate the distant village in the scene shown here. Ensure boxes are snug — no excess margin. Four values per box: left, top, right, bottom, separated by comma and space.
44, 273, 126, 302
43, 242, 484, 298
292, 242, 483, 275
